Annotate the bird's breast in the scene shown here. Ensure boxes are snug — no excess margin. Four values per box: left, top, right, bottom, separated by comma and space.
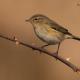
34, 24, 65, 44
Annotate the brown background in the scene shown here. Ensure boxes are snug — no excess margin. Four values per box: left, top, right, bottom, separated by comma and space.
0, 0, 80, 80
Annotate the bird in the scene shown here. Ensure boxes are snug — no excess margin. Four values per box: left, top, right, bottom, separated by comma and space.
25, 14, 80, 55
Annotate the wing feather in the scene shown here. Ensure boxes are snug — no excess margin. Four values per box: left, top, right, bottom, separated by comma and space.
47, 20, 70, 35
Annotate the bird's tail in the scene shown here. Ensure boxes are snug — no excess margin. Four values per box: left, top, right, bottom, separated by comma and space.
67, 33, 80, 41
72, 35, 80, 41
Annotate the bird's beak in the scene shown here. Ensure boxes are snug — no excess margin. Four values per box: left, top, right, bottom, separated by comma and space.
25, 19, 30, 22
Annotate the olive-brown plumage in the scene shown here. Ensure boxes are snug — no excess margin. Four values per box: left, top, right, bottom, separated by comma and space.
25, 14, 80, 54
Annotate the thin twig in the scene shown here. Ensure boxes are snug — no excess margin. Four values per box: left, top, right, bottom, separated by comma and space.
0, 34, 80, 72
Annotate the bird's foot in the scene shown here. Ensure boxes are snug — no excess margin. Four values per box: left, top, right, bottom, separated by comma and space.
31, 43, 47, 54
38, 44, 49, 54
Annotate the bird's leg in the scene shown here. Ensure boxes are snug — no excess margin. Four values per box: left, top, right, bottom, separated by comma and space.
32, 44, 50, 54
40, 44, 50, 48
54, 43, 61, 60
56, 42, 61, 55
39, 44, 50, 54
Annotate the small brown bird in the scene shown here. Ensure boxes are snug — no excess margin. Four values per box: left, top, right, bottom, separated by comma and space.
25, 14, 80, 54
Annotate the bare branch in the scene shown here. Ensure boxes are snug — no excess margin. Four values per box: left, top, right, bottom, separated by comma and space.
0, 34, 80, 72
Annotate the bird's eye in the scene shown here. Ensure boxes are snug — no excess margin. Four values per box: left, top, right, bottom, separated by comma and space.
34, 18, 38, 20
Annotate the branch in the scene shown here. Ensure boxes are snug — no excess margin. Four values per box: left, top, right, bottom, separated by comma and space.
0, 34, 80, 72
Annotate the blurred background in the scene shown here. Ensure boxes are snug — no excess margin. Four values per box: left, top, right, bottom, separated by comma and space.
0, 0, 80, 80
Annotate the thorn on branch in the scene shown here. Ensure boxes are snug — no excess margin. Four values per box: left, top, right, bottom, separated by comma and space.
13, 36, 20, 45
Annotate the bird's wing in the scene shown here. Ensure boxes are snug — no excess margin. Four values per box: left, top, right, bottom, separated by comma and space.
48, 21, 70, 34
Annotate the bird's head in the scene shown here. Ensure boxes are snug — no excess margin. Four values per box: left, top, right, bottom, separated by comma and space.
25, 14, 50, 25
